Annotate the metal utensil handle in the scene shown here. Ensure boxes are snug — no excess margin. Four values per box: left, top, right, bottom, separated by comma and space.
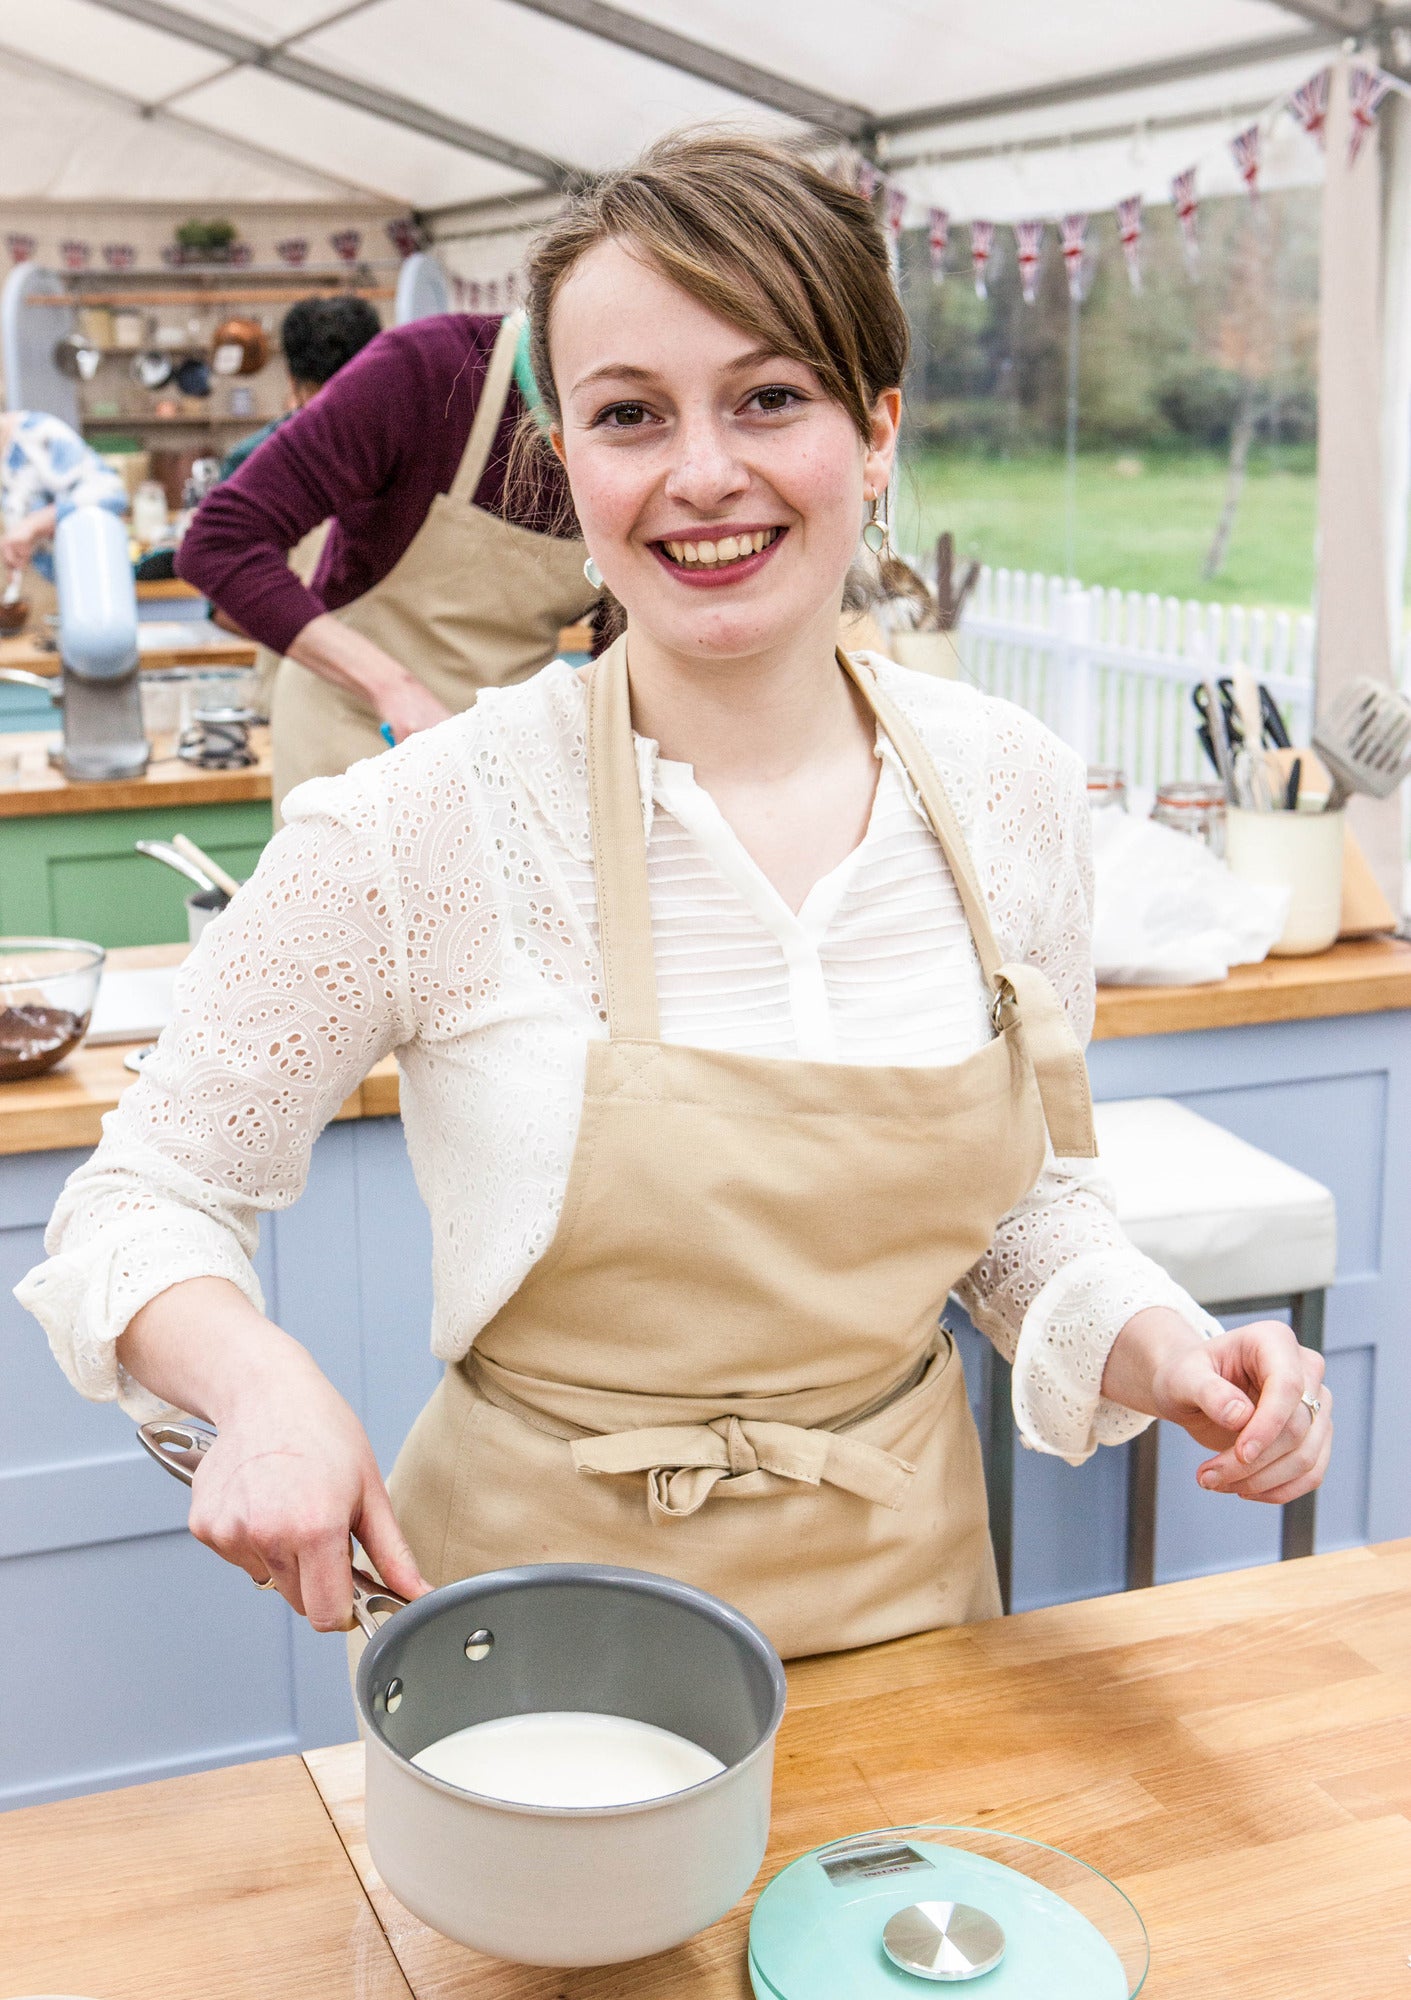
136, 1418, 408, 1639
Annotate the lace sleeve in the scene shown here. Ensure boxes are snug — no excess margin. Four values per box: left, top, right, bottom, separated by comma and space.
956, 746, 1219, 1462
14, 774, 411, 1418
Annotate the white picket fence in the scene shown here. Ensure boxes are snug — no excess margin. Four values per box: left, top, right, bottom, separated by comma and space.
954, 569, 1320, 789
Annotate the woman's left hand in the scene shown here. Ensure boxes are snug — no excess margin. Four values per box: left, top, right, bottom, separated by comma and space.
1104, 1308, 1331, 1505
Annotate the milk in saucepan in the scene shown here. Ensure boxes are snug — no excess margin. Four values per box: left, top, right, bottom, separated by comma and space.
411, 1711, 724, 1807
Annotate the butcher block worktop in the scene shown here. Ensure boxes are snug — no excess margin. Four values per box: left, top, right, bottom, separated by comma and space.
3, 1542, 1408, 1998
2, 936, 1409, 1156
0, 724, 271, 817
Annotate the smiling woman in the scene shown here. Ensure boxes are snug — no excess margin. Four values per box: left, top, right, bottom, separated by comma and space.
19, 130, 1330, 1663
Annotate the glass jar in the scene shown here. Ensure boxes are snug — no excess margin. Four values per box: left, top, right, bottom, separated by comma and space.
1152, 780, 1227, 856
1086, 765, 1128, 811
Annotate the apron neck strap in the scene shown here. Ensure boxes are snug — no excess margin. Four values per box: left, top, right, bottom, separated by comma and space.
586, 637, 660, 1042
447, 311, 524, 509
837, 650, 1006, 987
585, 639, 1007, 1039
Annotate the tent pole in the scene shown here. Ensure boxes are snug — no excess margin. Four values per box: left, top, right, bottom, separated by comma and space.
1315, 55, 1404, 908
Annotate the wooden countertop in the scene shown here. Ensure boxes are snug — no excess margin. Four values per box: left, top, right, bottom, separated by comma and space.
4, 1543, 1407, 1998
0, 1753, 413, 1999
0, 627, 257, 675
3, 937, 1410, 1156
0, 723, 271, 817
1093, 933, 1411, 1037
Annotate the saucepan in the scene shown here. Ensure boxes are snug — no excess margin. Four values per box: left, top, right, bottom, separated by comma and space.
139, 1418, 786, 1967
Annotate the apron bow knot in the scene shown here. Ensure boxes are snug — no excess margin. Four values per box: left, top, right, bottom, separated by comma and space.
570, 1415, 916, 1523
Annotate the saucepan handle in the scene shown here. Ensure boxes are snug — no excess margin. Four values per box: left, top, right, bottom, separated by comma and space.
136, 1417, 409, 1639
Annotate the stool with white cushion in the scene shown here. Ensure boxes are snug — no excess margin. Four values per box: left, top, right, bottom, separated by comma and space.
984, 1097, 1336, 1608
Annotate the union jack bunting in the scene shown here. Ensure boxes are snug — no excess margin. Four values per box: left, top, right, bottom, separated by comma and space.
1288, 67, 1330, 147
884, 183, 908, 241
1060, 212, 1089, 302
5, 233, 35, 264
1172, 167, 1199, 274
59, 240, 91, 271
386, 216, 424, 257
275, 237, 309, 266
856, 159, 882, 203
467, 279, 482, 309
1117, 195, 1143, 293
486, 279, 501, 310
1349, 64, 1391, 166
969, 218, 995, 299
927, 207, 949, 280
1014, 218, 1045, 304
1231, 122, 1262, 200
102, 243, 137, 271
329, 228, 363, 265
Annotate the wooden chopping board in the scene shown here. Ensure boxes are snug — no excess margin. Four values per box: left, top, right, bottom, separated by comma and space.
306, 1540, 1411, 1999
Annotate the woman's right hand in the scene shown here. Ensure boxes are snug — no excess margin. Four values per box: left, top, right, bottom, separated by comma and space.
286, 612, 452, 742
186, 1353, 431, 1630
117, 1277, 431, 1632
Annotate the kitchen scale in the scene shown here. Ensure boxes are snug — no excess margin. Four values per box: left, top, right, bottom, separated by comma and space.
748, 1825, 1148, 1997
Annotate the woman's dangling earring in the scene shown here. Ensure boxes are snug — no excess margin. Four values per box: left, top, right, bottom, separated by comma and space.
861, 492, 889, 555
583, 553, 604, 589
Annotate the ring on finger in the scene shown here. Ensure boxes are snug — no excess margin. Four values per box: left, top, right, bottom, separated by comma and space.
252, 1573, 277, 1591
1301, 1391, 1322, 1419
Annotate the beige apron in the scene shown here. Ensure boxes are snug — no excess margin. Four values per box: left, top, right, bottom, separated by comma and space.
388, 637, 1097, 1659
271, 312, 597, 814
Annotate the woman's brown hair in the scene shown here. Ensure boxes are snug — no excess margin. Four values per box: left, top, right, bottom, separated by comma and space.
513, 130, 908, 537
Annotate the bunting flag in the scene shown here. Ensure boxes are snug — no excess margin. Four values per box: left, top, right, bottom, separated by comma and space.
884, 183, 908, 243
275, 237, 309, 267
386, 216, 425, 257
102, 243, 137, 270
1231, 122, 1262, 200
330, 228, 363, 265
1014, 218, 1045, 303
59, 240, 91, 271
1117, 195, 1143, 293
927, 207, 950, 280
5, 233, 35, 264
1288, 67, 1330, 147
856, 158, 882, 203
1172, 167, 1199, 275
969, 219, 995, 299
487, 278, 501, 310
1060, 212, 1089, 301
1349, 64, 1391, 166
467, 279, 482, 309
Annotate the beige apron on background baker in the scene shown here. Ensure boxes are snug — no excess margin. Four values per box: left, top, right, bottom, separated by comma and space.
270, 312, 597, 817
384, 637, 1097, 1662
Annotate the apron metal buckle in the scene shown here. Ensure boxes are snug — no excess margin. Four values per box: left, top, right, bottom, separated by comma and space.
990, 976, 1018, 1034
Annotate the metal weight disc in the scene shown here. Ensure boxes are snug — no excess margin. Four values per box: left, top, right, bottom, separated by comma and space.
882, 1901, 1006, 1982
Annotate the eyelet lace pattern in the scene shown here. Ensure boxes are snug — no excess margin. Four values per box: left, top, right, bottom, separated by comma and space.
17, 657, 1210, 1456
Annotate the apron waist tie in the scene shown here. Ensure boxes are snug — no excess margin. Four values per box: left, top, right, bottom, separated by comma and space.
570, 1416, 915, 1522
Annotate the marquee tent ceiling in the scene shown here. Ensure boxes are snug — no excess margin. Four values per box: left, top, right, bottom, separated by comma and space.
3, 0, 1409, 220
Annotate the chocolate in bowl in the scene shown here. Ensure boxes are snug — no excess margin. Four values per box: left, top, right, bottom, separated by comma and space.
0, 938, 105, 1081
0, 1003, 88, 1081
0, 597, 29, 635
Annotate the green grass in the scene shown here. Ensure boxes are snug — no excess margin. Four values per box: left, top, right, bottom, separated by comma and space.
895, 447, 1319, 612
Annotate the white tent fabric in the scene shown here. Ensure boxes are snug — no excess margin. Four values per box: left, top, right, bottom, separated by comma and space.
0, 0, 1377, 219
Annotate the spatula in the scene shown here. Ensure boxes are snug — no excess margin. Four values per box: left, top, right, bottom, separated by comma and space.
1311, 676, 1411, 812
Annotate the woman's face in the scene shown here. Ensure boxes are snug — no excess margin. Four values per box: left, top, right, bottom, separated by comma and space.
549, 239, 899, 662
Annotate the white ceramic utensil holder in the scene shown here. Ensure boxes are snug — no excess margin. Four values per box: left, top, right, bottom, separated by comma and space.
1225, 804, 1344, 956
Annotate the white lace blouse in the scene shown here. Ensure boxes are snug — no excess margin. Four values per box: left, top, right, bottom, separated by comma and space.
18, 656, 1214, 1462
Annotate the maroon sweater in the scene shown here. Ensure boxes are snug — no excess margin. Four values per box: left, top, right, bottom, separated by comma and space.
176, 314, 574, 656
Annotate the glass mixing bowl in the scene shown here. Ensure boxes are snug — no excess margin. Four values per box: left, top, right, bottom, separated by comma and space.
0, 937, 105, 1081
